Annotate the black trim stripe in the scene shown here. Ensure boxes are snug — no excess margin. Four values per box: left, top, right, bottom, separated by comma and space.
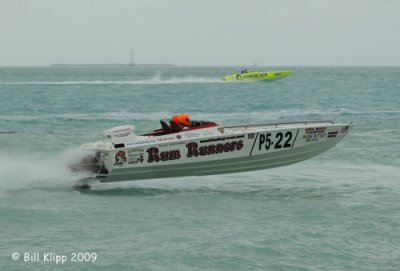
291, 129, 300, 149
249, 133, 259, 156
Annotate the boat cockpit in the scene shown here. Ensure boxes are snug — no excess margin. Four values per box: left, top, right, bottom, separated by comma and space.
141, 120, 218, 137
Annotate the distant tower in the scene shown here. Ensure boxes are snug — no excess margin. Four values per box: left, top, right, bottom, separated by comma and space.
129, 49, 135, 66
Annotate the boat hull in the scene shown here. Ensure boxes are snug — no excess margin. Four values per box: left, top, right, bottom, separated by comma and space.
98, 135, 343, 182
81, 122, 351, 183
222, 71, 291, 81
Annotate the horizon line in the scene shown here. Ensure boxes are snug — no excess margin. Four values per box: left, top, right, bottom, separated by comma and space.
1, 64, 400, 68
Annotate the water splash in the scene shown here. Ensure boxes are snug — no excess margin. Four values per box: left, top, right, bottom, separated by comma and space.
0, 148, 93, 193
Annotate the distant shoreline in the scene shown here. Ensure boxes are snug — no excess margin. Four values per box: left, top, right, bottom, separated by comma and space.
50, 63, 178, 68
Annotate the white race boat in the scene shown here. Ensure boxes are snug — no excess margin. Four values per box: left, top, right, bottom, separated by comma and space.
71, 119, 352, 186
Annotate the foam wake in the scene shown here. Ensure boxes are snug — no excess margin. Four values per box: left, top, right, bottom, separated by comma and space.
0, 75, 223, 85
0, 149, 93, 193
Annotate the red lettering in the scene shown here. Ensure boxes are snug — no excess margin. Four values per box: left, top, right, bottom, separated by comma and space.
199, 146, 207, 156
216, 144, 224, 153
169, 150, 181, 160
236, 140, 243, 150
186, 140, 244, 158
208, 145, 216, 155
186, 142, 199, 157
147, 147, 181, 162
230, 142, 237, 151
160, 151, 168, 161
224, 142, 231, 152
147, 147, 160, 163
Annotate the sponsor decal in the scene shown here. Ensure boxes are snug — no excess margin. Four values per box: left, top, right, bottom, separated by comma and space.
183, 132, 201, 139
200, 135, 244, 144
304, 134, 319, 142
113, 131, 132, 139
304, 127, 327, 142
114, 151, 127, 166
243, 73, 268, 79
127, 149, 145, 164
176, 135, 182, 139
186, 140, 243, 157
305, 127, 326, 134
168, 142, 185, 146
156, 136, 176, 142
147, 147, 181, 163
126, 139, 156, 147
145, 139, 244, 163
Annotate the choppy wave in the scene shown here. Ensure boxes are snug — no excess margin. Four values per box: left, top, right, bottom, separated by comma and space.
77, 162, 400, 196
0, 108, 397, 122
0, 131, 18, 134
0, 75, 223, 85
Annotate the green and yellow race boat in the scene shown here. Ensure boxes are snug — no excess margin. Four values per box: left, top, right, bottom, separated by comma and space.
222, 70, 291, 81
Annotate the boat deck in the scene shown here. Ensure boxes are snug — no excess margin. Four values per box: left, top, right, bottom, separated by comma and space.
224, 120, 335, 132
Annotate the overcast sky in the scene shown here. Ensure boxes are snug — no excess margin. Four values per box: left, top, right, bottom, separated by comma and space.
1, 0, 399, 66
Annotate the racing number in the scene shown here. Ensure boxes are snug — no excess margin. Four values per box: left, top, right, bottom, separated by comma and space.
258, 131, 293, 151
275, 132, 292, 148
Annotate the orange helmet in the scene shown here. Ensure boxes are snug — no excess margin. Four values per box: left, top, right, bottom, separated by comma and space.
179, 113, 190, 125
171, 114, 179, 123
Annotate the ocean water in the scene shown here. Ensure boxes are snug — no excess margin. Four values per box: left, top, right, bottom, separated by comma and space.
0, 66, 399, 270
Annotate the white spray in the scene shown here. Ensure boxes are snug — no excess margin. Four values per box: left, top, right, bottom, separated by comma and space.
0, 148, 93, 192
